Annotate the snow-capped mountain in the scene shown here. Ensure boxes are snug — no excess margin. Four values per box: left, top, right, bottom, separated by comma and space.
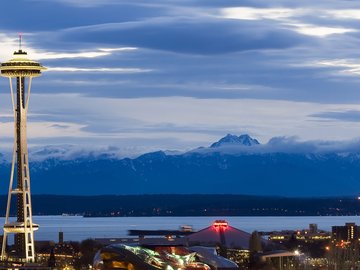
0, 134, 360, 197
210, 134, 260, 147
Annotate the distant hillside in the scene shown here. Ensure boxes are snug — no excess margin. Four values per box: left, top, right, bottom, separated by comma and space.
0, 194, 358, 216
1, 134, 360, 196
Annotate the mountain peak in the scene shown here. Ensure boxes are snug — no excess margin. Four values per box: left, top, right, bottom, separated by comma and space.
210, 134, 260, 148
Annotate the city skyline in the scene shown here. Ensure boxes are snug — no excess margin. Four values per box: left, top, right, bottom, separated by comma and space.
1, 0, 360, 157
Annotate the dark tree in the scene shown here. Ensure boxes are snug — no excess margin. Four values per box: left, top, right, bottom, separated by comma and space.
79, 239, 103, 268
47, 248, 56, 269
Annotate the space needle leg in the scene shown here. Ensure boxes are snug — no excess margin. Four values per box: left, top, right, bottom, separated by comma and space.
1, 78, 18, 260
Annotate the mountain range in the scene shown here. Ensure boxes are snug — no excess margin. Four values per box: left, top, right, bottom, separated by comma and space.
1, 134, 360, 196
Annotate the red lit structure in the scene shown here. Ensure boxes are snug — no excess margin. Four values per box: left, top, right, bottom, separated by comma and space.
187, 220, 254, 249
213, 220, 229, 231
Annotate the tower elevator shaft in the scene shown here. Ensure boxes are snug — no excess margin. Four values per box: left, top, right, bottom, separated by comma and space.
15, 76, 26, 258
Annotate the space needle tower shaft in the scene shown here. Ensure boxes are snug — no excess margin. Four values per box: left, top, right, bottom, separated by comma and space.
0, 35, 46, 262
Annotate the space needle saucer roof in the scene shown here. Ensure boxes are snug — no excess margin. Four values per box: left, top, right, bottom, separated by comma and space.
0, 49, 46, 78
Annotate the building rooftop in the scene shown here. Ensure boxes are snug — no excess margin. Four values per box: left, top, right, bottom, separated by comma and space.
186, 220, 253, 249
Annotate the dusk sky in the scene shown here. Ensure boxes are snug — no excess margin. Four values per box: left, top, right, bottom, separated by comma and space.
2, 0, 360, 157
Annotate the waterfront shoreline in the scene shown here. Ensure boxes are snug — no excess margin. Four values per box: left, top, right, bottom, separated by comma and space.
1, 215, 356, 242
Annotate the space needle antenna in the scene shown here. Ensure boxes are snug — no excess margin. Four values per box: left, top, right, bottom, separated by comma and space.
19, 33, 22, 51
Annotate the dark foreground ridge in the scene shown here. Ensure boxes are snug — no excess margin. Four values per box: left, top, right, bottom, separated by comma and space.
1, 194, 359, 216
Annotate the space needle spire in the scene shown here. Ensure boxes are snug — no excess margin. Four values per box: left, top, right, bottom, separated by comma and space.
0, 35, 46, 262
19, 33, 22, 51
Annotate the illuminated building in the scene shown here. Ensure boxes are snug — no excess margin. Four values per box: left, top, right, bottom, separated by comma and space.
309, 223, 318, 234
93, 244, 210, 270
93, 244, 238, 270
0, 36, 46, 262
268, 224, 331, 244
332, 222, 359, 243
186, 220, 257, 268
36, 241, 77, 270
59, 231, 64, 244
186, 220, 261, 250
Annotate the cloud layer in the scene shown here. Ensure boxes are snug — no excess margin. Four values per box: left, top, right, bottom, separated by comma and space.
1, 0, 360, 154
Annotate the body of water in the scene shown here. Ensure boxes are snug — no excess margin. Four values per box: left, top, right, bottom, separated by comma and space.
3, 216, 360, 242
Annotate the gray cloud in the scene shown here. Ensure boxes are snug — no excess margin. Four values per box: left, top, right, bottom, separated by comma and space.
310, 110, 360, 122
50, 124, 72, 129
2, 0, 360, 154
19, 136, 360, 162
192, 136, 360, 155
52, 18, 304, 55
5, 0, 360, 104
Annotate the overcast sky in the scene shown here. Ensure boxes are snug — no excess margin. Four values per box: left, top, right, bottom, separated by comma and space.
1, 0, 360, 156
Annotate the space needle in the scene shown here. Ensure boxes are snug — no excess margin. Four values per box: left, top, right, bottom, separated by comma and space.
0, 35, 46, 262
